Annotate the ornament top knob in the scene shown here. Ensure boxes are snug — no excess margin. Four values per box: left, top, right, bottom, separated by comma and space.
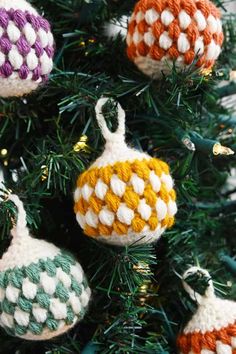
95, 97, 126, 144
7, 194, 30, 239
182, 266, 215, 304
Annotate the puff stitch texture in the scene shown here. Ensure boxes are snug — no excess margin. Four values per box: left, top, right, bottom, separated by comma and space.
74, 98, 177, 246
0, 0, 54, 97
126, 0, 224, 77
0, 195, 91, 340
177, 267, 236, 354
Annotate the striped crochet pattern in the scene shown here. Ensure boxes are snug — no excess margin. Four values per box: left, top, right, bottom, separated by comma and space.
74, 98, 177, 246
0, 195, 91, 340
0, 0, 54, 97
126, 0, 224, 78
177, 267, 236, 354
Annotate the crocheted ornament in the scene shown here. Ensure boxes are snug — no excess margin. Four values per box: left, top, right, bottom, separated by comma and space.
74, 98, 177, 246
126, 0, 224, 78
177, 266, 236, 354
0, 0, 54, 97
0, 195, 91, 340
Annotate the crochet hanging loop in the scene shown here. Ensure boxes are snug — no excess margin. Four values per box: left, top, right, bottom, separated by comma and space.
7, 194, 29, 239
95, 97, 126, 144
182, 266, 215, 305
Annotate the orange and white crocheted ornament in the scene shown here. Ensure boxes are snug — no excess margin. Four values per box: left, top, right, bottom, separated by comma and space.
177, 267, 236, 354
126, 0, 224, 78
74, 98, 177, 246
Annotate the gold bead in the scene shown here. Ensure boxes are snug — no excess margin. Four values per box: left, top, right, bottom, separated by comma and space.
73, 135, 90, 153
1, 148, 8, 157
41, 165, 49, 181
201, 68, 212, 77
133, 261, 151, 275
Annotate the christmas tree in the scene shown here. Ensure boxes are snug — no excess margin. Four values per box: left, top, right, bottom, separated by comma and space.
0, 0, 236, 353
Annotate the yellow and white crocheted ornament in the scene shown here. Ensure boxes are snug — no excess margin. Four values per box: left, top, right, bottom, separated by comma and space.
177, 267, 236, 354
74, 98, 177, 246
0, 195, 91, 340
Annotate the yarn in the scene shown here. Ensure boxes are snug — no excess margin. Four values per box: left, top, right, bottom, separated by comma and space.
0, 194, 91, 340
0, 0, 54, 97
104, 16, 129, 39
126, 0, 224, 78
74, 98, 177, 246
177, 266, 236, 354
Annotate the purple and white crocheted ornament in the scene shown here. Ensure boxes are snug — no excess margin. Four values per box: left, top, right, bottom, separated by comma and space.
0, 0, 54, 97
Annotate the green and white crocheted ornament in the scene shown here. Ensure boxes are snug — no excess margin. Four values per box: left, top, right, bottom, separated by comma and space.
0, 195, 91, 340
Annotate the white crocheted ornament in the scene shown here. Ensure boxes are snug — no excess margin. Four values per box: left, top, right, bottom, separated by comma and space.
74, 98, 177, 246
177, 266, 236, 354
0, 0, 54, 97
0, 195, 91, 340
126, 0, 224, 78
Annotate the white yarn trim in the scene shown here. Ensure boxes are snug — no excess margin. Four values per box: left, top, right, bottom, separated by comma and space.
134, 55, 185, 78
182, 267, 236, 334
0, 194, 60, 271
0, 0, 38, 14
91, 144, 150, 168
95, 97, 125, 143
182, 267, 215, 304
92, 97, 151, 167
8, 194, 29, 238
89, 226, 166, 246
0, 234, 60, 271
184, 297, 236, 334
0, 77, 40, 98
19, 318, 78, 340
